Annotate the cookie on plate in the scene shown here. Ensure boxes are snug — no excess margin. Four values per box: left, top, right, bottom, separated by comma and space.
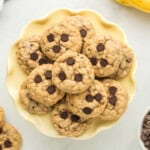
61, 16, 95, 49
67, 80, 107, 119
0, 123, 22, 150
17, 35, 53, 74
0, 107, 4, 127
40, 22, 82, 60
99, 79, 129, 120
52, 51, 95, 94
26, 64, 65, 107
51, 102, 89, 137
83, 35, 123, 77
112, 46, 134, 78
19, 81, 50, 115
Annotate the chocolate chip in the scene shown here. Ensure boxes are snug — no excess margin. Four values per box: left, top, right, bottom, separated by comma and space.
0, 127, 2, 134
58, 71, 66, 81
4, 139, 12, 148
108, 96, 117, 106
61, 34, 69, 42
0, 145, 2, 150
60, 111, 68, 119
80, 29, 87, 37
100, 58, 108, 67
82, 107, 92, 114
74, 74, 83, 82
44, 71, 52, 79
34, 75, 42, 83
109, 86, 117, 95
47, 34, 54, 42
71, 115, 80, 122
85, 94, 93, 102
47, 85, 56, 94
96, 43, 105, 52
30, 52, 38, 60
52, 45, 61, 53
66, 57, 75, 65
90, 57, 97, 66
38, 58, 49, 65
94, 93, 102, 102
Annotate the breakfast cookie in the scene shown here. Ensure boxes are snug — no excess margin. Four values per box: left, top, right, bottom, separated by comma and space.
0, 107, 4, 127
67, 80, 107, 119
99, 79, 129, 120
40, 22, 82, 60
17, 35, 53, 74
0, 123, 22, 150
19, 81, 50, 115
52, 52, 95, 94
61, 16, 95, 50
83, 35, 123, 77
51, 102, 89, 137
26, 64, 65, 107
112, 46, 134, 78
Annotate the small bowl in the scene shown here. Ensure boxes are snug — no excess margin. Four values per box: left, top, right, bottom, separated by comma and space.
139, 108, 150, 150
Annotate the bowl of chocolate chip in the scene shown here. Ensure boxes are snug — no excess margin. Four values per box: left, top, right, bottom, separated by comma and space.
139, 109, 150, 150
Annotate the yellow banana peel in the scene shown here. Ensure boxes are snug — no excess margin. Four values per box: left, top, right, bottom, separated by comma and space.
116, 0, 150, 13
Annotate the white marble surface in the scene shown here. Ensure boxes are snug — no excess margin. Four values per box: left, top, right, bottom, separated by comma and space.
0, 0, 150, 149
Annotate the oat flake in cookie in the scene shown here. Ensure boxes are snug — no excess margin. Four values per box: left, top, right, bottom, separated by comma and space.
17, 35, 53, 75
26, 64, 65, 107
40, 21, 82, 61
67, 80, 107, 120
83, 35, 123, 77
52, 52, 95, 94
51, 102, 89, 137
19, 81, 50, 115
0, 123, 22, 150
99, 79, 129, 120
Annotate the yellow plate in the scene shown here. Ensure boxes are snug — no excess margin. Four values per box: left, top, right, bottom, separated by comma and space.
6, 9, 137, 140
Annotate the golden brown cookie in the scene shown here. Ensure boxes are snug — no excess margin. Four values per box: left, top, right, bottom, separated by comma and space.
99, 79, 129, 120
51, 102, 89, 137
52, 51, 95, 94
17, 35, 53, 74
19, 81, 51, 115
67, 80, 107, 119
83, 35, 123, 77
26, 64, 65, 107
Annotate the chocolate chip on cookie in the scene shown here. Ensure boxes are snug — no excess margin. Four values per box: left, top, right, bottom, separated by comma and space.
71, 115, 80, 122
109, 86, 117, 95
60, 111, 68, 119
4, 139, 12, 148
85, 94, 93, 102
47, 85, 56, 94
108, 96, 117, 106
44, 71, 52, 79
34, 75, 42, 83
47, 34, 54, 42
100, 58, 108, 67
80, 29, 87, 38
58, 71, 66, 81
30, 52, 38, 61
94, 93, 102, 102
74, 74, 83, 82
96, 43, 105, 52
66, 57, 75, 65
90, 57, 97, 66
61, 34, 69, 42
52, 45, 61, 53
83, 107, 93, 114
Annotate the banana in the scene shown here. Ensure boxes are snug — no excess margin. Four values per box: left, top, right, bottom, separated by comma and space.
116, 0, 150, 13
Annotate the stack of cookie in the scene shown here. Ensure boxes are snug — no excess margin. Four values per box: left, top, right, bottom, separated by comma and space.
0, 107, 22, 150
17, 16, 134, 137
